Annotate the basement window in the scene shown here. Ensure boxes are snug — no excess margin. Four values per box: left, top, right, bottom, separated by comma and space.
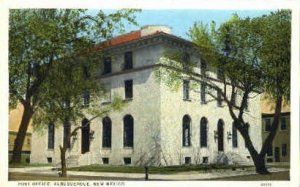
184, 157, 191, 165
102, 157, 109, 165
47, 157, 52, 164
123, 157, 131, 165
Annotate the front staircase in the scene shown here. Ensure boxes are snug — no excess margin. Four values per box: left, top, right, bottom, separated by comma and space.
54, 155, 80, 168
214, 152, 249, 165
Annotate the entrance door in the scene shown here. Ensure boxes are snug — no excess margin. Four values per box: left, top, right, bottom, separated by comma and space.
217, 120, 224, 152
81, 118, 90, 154
275, 147, 280, 162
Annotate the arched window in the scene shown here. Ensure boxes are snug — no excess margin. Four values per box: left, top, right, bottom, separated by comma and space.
217, 119, 224, 151
232, 122, 238, 148
48, 122, 55, 149
200, 117, 208, 147
123, 115, 134, 147
182, 115, 191, 147
102, 117, 112, 148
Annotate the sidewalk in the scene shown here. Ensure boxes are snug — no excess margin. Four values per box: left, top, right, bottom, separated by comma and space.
9, 166, 289, 180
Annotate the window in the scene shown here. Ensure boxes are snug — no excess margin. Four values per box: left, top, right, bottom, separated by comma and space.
184, 157, 191, 165
183, 80, 190, 100
124, 80, 133, 99
83, 91, 90, 107
231, 92, 236, 106
182, 52, 190, 71
63, 121, 71, 149
102, 117, 112, 148
281, 117, 287, 130
47, 157, 52, 164
265, 119, 271, 132
200, 62, 207, 76
217, 68, 223, 80
123, 115, 134, 147
102, 157, 109, 164
244, 123, 249, 148
124, 157, 131, 165
202, 157, 208, 164
124, 51, 133, 70
63, 98, 70, 109
48, 122, 55, 149
83, 65, 90, 79
245, 98, 249, 111
182, 115, 191, 147
103, 56, 112, 75
282, 144, 287, 156
200, 83, 206, 103
232, 122, 238, 148
200, 117, 208, 147
217, 90, 222, 107
267, 145, 273, 156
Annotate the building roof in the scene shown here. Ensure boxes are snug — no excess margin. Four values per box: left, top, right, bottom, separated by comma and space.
9, 103, 33, 133
94, 27, 193, 51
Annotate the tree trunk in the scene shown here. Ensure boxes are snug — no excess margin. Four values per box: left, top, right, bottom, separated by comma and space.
253, 154, 270, 174
11, 102, 33, 163
59, 146, 67, 177
242, 126, 270, 174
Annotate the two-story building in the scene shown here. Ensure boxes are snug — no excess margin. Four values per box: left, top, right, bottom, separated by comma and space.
261, 97, 290, 163
30, 25, 262, 167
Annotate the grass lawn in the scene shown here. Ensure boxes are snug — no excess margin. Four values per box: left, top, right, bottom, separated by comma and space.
69, 164, 254, 174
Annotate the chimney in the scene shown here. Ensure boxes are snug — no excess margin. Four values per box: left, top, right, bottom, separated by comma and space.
141, 25, 171, 37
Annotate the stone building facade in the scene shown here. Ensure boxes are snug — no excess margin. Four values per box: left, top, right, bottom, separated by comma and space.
30, 26, 262, 167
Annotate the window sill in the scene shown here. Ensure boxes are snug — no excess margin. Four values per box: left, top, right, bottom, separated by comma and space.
47, 149, 54, 151
201, 101, 207, 104
102, 147, 112, 150
123, 98, 133, 102
183, 99, 192, 102
101, 101, 111, 105
123, 147, 134, 149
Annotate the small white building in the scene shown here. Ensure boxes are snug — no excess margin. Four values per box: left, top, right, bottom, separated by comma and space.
30, 26, 262, 167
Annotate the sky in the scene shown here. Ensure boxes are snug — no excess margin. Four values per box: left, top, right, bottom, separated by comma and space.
96, 9, 274, 40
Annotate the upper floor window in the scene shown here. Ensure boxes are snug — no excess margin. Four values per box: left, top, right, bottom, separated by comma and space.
182, 52, 190, 71
123, 115, 134, 148
48, 122, 55, 149
102, 117, 112, 148
83, 65, 90, 79
244, 123, 249, 148
217, 90, 222, 107
200, 83, 206, 104
124, 80, 133, 99
83, 91, 90, 107
245, 98, 249, 111
103, 56, 112, 75
265, 118, 271, 132
217, 68, 223, 80
63, 98, 70, 109
63, 121, 71, 149
200, 117, 208, 147
182, 115, 191, 147
281, 117, 287, 130
200, 61, 207, 76
232, 122, 238, 148
124, 51, 133, 70
231, 92, 236, 106
183, 80, 190, 100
